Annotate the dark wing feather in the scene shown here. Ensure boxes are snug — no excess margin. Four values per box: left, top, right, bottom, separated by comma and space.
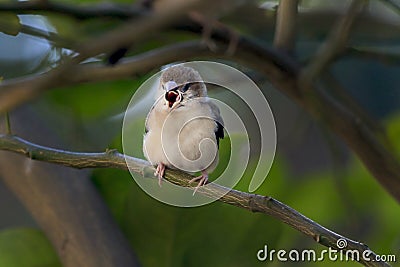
208, 101, 224, 148
144, 101, 158, 135
215, 121, 224, 147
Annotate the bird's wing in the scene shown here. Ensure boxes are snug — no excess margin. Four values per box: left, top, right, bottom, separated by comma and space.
144, 93, 165, 134
144, 100, 157, 134
208, 101, 224, 147
144, 108, 151, 134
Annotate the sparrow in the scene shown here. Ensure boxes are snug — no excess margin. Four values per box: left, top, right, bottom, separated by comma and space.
143, 65, 224, 193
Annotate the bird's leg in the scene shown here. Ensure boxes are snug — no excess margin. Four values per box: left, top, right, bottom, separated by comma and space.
154, 163, 166, 187
189, 170, 209, 195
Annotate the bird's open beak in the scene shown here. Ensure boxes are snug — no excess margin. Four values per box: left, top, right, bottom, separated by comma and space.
165, 90, 182, 109
164, 80, 182, 109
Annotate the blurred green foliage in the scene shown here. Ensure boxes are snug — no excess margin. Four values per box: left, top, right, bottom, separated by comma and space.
0, 228, 61, 267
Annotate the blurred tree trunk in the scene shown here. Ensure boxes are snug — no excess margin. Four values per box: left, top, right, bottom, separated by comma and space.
0, 107, 140, 267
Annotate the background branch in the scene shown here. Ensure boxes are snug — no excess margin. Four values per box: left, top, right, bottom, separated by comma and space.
0, 0, 144, 19
273, 0, 299, 55
0, 22, 73, 48
299, 0, 366, 87
0, 0, 202, 113
0, 133, 391, 267
379, 0, 400, 15
345, 46, 400, 65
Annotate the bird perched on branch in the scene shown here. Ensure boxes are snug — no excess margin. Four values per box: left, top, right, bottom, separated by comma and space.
143, 65, 224, 193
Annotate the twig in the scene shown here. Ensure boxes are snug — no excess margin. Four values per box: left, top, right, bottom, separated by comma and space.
0, 1, 145, 19
345, 46, 400, 65
5, 113, 11, 134
0, 133, 391, 267
273, 0, 299, 55
0, 22, 73, 48
299, 0, 366, 88
378, 0, 400, 15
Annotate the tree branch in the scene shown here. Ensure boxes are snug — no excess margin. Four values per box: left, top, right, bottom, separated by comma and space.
0, 0, 203, 113
1, 23, 400, 205
299, 0, 366, 87
345, 46, 400, 65
379, 0, 400, 15
0, 22, 73, 48
273, 0, 299, 55
0, 0, 144, 19
0, 133, 391, 267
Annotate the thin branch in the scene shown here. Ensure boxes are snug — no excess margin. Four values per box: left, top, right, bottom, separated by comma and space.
345, 46, 400, 65
2, 0, 400, 46
0, 0, 202, 112
19, 23, 73, 48
299, 0, 366, 87
0, 42, 212, 101
273, 0, 299, 55
0, 1, 145, 19
5, 113, 11, 134
0, 22, 73, 48
378, 0, 400, 15
0, 133, 391, 267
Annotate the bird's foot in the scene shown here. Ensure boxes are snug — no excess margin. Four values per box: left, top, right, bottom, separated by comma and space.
189, 171, 209, 195
154, 163, 165, 187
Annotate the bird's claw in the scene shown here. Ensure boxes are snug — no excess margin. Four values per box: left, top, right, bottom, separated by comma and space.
189, 171, 208, 195
154, 163, 165, 187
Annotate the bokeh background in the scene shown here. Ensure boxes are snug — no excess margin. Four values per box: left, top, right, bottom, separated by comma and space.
0, 0, 399, 266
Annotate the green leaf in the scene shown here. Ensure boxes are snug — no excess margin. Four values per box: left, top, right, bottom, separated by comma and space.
0, 228, 61, 267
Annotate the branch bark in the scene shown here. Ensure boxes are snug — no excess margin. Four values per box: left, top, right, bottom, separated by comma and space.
273, 0, 299, 55
0, 1, 144, 19
0, 133, 391, 267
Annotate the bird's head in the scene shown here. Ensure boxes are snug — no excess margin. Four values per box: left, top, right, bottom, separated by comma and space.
160, 65, 207, 110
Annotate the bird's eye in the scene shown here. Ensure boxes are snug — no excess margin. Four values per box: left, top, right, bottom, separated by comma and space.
181, 83, 191, 92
